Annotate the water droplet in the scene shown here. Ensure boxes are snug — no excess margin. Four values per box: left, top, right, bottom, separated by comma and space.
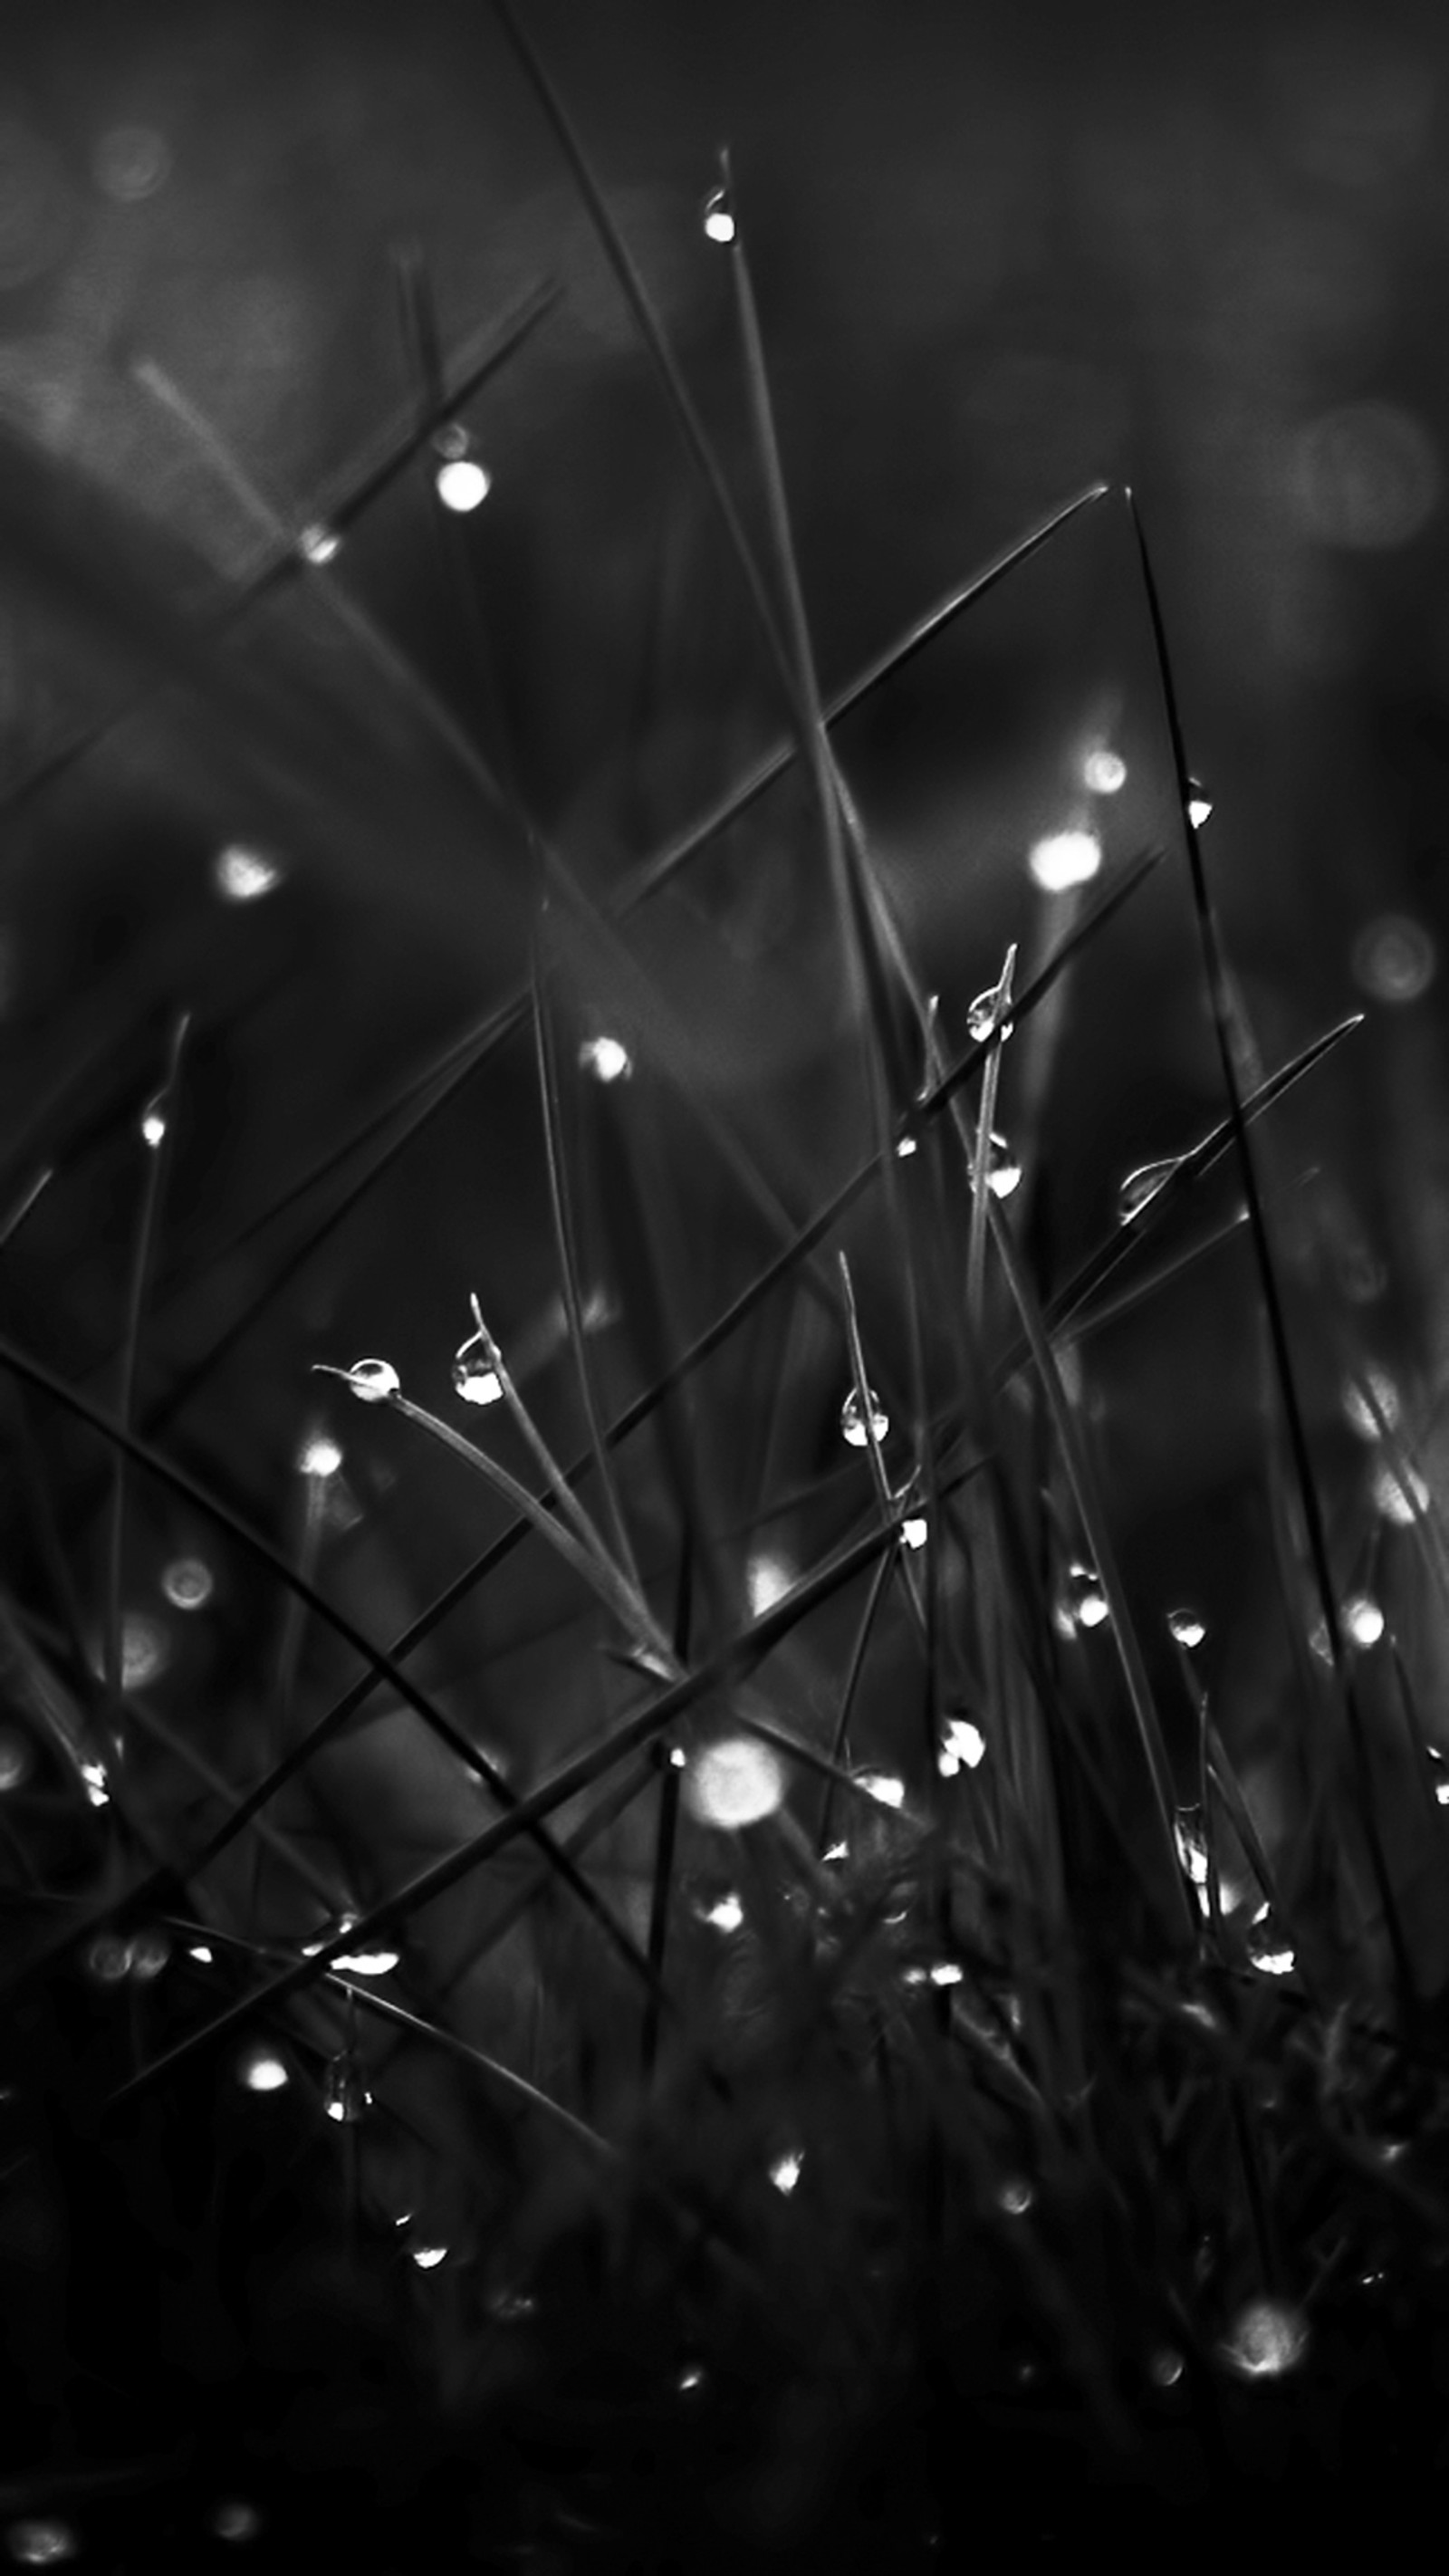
188, 1943, 214, 1965
1345, 1593, 1385, 1648
683, 1735, 787, 1829
746, 1552, 792, 1614
895, 1131, 918, 1158
1117, 1156, 1181, 1224
1058, 1562, 1108, 1634
162, 1555, 213, 1612
85, 1929, 133, 1984
938, 1716, 986, 1775
1173, 1804, 1211, 1889
997, 2177, 1034, 2217
928, 1961, 964, 1987
1167, 1607, 1207, 1649
214, 843, 281, 902
856, 1770, 906, 1809
768, 2148, 803, 2194
1341, 1364, 1400, 1439
78, 1757, 109, 1809
1353, 911, 1436, 1005
297, 522, 341, 566
840, 1385, 888, 1448
702, 185, 735, 244
297, 1431, 343, 1477
435, 455, 491, 514
965, 946, 1017, 1045
1220, 2296, 1309, 2379
140, 1091, 167, 1149
323, 2055, 371, 2125
93, 122, 171, 202
302, 1912, 398, 1975
700, 1890, 744, 1932
410, 2242, 447, 2270
6, 2523, 76, 2568
1373, 1457, 1429, 1525
985, 1131, 1022, 1197
1083, 747, 1128, 794
1027, 830, 1101, 893
209, 2500, 263, 2544
677, 2363, 706, 2393
1149, 2348, 1185, 2389
452, 1329, 502, 1408
822, 1841, 849, 1865
579, 1035, 631, 1083
901, 1515, 928, 1551
1186, 780, 1214, 828
486, 2287, 538, 2322
0, 1726, 32, 1792
237, 2043, 289, 2093
344, 1359, 400, 1404
1426, 1745, 1449, 1806
1245, 1904, 1295, 1976
120, 1612, 169, 1690
129, 1927, 170, 1981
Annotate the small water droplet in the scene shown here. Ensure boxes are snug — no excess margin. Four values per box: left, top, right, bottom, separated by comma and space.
1345, 1593, 1385, 1648
677, 2362, 706, 2393
6, 2523, 76, 2568
410, 2242, 447, 2270
1117, 1156, 1181, 1224
237, 2043, 289, 2094
1167, 1607, 1206, 1648
85, 1929, 133, 1985
985, 1130, 1022, 1197
297, 522, 341, 566
895, 1131, 918, 1158
1245, 1903, 1295, 1976
997, 2177, 1034, 2217
140, 1091, 167, 1149
129, 1927, 170, 1981
1058, 1562, 1108, 1634
768, 2148, 804, 2194
702, 185, 735, 243
1220, 2297, 1309, 2379
344, 1359, 400, 1404
683, 1735, 787, 1829
1373, 1456, 1431, 1525
1028, 830, 1101, 892
452, 1328, 503, 1408
161, 1555, 213, 1611
323, 2054, 371, 2125
1341, 1364, 1400, 1439
188, 1943, 214, 1965
840, 1385, 888, 1448
965, 946, 1016, 1045
1186, 779, 1213, 828
435, 454, 491, 514
1174, 1804, 1211, 1889
1149, 2348, 1185, 2389
900, 1515, 928, 1551
928, 1960, 964, 1986
209, 2500, 263, 2544
579, 1035, 631, 1083
297, 1430, 343, 1477
1426, 1745, 1449, 1806
0, 1726, 32, 1792
938, 1716, 986, 1774
746, 1552, 792, 1615
822, 1841, 849, 1864
1083, 747, 1128, 795
700, 1890, 744, 1932
78, 1757, 109, 1809
214, 843, 281, 902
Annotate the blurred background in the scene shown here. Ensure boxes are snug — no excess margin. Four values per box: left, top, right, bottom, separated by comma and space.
0, 0, 1443, 1761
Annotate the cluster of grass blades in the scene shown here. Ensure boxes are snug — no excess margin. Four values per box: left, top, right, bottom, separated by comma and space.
3, 12, 1449, 2570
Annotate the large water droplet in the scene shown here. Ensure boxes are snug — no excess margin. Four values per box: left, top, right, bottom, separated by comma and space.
900, 1514, 928, 1551
700, 1890, 744, 1932
237, 2043, 290, 2094
1083, 746, 1128, 795
1028, 830, 1101, 892
1220, 2297, 1308, 2379
1344, 1593, 1385, 1648
344, 1359, 400, 1404
1245, 1904, 1295, 1976
297, 1430, 343, 1477
435, 454, 491, 514
161, 1555, 214, 1612
6, 2523, 76, 2568
938, 1716, 986, 1775
0, 1726, 32, 1793
683, 1735, 787, 1829
985, 1131, 1022, 1197
702, 185, 735, 243
840, 1385, 888, 1448
965, 946, 1017, 1045
1117, 1157, 1181, 1224
139, 1091, 167, 1149
214, 843, 282, 902
579, 1035, 631, 1083
1058, 1562, 1109, 1633
452, 1330, 502, 1408
1167, 1607, 1207, 1649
